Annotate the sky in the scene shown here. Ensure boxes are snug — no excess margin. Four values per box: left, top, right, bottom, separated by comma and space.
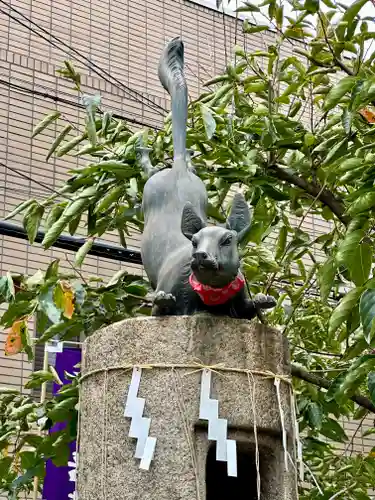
200, 0, 375, 29
195, 0, 375, 58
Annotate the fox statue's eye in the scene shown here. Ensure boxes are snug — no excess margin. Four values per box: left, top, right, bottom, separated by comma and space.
192, 239, 197, 248
221, 235, 232, 246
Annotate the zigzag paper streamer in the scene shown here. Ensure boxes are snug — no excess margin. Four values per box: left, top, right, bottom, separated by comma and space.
124, 367, 157, 470
199, 369, 237, 477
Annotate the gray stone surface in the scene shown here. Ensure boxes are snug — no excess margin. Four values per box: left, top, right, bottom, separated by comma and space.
78, 315, 298, 500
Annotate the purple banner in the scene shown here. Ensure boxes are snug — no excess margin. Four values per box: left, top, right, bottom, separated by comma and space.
42, 347, 81, 500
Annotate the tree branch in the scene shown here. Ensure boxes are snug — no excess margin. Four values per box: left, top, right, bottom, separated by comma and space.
269, 164, 349, 225
291, 364, 375, 414
318, 12, 354, 77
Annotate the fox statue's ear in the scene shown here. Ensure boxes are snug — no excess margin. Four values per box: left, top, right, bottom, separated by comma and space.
226, 194, 252, 243
181, 203, 206, 240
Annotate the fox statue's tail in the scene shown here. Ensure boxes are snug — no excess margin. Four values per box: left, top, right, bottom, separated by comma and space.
158, 37, 187, 164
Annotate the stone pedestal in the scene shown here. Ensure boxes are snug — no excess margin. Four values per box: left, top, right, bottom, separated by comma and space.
77, 314, 298, 500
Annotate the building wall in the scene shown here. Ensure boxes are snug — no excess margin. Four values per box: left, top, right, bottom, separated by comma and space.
0, 0, 373, 495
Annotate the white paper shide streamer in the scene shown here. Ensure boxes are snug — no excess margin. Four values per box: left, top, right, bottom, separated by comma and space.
68, 451, 78, 500
124, 367, 157, 470
199, 369, 237, 477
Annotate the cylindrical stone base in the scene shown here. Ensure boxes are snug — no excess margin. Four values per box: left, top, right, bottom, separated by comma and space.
78, 314, 298, 500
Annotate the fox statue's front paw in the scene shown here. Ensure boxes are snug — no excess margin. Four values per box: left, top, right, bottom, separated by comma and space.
153, 291, 176, 308
253, 293, 276, 309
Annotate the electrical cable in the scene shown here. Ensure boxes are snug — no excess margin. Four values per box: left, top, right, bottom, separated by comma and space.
0, 0, 166, 115
0, 78, 161, 131
0, 0, 167, 116
0, 161, 69, 198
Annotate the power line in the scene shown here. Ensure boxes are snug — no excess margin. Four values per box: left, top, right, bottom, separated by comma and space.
0, 78, 161, 131
0, 0, 166, 115
0, 184, 51, 197
0, 161, 70, 198
0, 0, 167, 116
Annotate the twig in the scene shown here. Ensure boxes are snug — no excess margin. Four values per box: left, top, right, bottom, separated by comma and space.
291, 364, 375, 414
328, 484, 356, 500
342, 413, 368, 458
318, 12, 354, 76
265, 183, 326, 293
290, 344, 342, 358
269, 164, 349, 225
32, 345, 49, 500
65, 253, 88, 285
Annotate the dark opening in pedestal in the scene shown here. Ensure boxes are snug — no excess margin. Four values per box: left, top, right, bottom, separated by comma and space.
206, 443, 259, 500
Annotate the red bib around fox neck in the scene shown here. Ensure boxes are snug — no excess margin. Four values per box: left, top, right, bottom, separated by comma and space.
189, 272, 245, 306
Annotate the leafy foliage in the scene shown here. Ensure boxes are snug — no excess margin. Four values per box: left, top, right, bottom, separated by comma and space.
3, 0, 375, 497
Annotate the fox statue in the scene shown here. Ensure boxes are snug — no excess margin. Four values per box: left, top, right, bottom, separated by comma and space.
139, 37, 276, 318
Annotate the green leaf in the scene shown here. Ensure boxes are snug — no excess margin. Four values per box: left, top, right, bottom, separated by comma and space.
320, 418, 348, 442
343, 0, 368, 24
9, 402, 37, 420
82, 94, 101, 146
306, 402, 323, 429
275, 5, 283, 27
20, 451, 37, 470
48, 397, 78, 422
368, 372, 375, 405
304, 132, 315, 147
326, 372, 346, 402
338, 158, 363, 172
46, 125, 72, 161
4, 199, 36, 221
25, 371, 55, 390
318, 257, 336, 303
45, 204, 66, 231
323, 138, 348, 165
23, 204, 44, 244
328, 287, 363, 336
45, 259, 60, 280
38, 287, 61, 324
305, 0, 319, 13
37, 321, 70, 343
255, 246, 279, 270
75, 238, 94, 267
342, 108, 352, 135
323, 77, 357, 111
25, 270, 44, 288
1, 300, 35, 327
55, 133, 87, 157
336, 229, 363, 267
276, 226, 287, 260
203, 75, 229, 86
31, 111, 61, 138
261, 185, 289, 201
347, 192, 375, 215
200, 104, 216, 140
207, 203, 226, 223
332, 354, 375, 403
0, 456, 12, 478
360, 289, 375, 343
0, 273, 15, 302
243, 24, 269, 33
350, 242, 372, 286
94, 185, 123, 214
101, 292, 117, 311
236, 1, 260, 12
42, 192, 95, 249
19, 320, 33, 362
68, 213, 81, 236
